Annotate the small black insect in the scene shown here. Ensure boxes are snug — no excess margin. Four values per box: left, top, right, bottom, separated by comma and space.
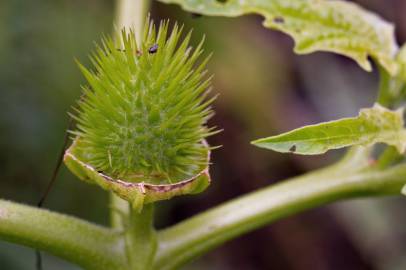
148, 44, 158, 54
190, 12, 203, 18
289, 145, 296, 153
273, 16, 285, 24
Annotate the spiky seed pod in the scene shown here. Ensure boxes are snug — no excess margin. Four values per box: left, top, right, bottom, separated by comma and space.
64, 19, 216, 208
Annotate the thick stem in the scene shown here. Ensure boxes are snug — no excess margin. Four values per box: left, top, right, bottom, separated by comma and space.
154, 154, 406, 270
0, 200, 127, 270
110, 192, 130, 229
377, 65, 393, 107
115, 0, 150, 40
376, 64, 404, 108
2, 147, 406, 270
110, 0, 151, 229
377, 146, 404, 169
126, 204, 157, 270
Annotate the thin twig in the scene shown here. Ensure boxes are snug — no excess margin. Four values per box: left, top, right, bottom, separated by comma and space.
35, 250, 42, 270
37, 118, 73, 207
35, 118, 74, 270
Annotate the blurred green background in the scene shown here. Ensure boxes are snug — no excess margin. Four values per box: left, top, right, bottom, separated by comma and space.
1, 0, 406, 269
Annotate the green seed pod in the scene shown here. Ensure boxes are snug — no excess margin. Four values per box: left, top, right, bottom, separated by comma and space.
64, 20, 217, 210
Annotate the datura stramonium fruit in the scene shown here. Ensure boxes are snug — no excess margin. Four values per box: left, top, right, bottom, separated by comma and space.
63, 20, 217, 210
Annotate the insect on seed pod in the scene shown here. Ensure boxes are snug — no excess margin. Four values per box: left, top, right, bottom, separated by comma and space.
64, 19, 218, 211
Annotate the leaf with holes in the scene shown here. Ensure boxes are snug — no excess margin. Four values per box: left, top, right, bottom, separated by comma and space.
252, 104, 406, 155
158, 0, 399, 74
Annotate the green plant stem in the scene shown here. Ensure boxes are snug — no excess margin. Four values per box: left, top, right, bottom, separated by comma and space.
377, 65, 393, 107
376, 64, 404, 108
115, 0, 150, 41
126, 204, 157, 269
374, 66, 404, 170
110, 2, 156, 269
377, 146, 403, 169
110, 193, 130, 229
110, 0, 151, 229
2, 148, 406, 270
0, 200, 126, 270
154, 148, 406, 270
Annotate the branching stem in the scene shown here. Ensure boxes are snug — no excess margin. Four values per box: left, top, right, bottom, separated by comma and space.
0, 201, 126, 270
153, 148, 406, 270
1, 148, 406, 269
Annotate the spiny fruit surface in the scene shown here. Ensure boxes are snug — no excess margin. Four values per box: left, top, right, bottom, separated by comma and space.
71, 21, 216, 184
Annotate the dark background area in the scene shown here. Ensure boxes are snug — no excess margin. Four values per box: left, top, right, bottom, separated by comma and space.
1, 1, 406, 269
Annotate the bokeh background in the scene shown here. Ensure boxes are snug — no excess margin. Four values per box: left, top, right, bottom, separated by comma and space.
1, 0, 406, 269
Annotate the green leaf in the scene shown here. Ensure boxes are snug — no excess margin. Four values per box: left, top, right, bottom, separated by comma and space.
252, 104, 406, 155
158, 0, 398, 74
